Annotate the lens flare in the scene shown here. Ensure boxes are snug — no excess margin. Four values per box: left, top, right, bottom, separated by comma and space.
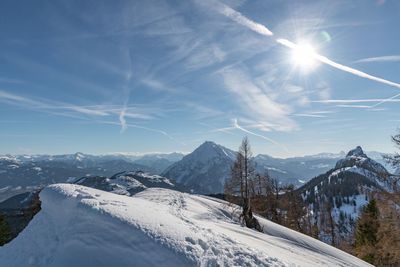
291, 42, 318, 71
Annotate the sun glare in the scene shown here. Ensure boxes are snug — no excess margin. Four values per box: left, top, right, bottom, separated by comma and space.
291, 42, 318, 71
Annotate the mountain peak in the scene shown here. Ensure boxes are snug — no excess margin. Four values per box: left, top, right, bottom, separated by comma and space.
201, 140, 218, 147
162, 141, 236, 193
192, 141, 236, 161
335, 145, 389, 177
346, 146, 366, 157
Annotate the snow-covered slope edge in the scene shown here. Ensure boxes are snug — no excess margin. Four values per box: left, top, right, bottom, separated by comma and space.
0, 184, 371, 267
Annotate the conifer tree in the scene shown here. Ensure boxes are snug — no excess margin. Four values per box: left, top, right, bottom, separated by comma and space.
0, 214, 11, 246
355, 199, 379, 264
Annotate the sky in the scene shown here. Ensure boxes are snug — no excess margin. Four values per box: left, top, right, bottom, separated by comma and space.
1, 0, 400, 157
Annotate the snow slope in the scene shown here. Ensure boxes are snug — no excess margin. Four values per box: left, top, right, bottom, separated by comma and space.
0, 184, 371, 267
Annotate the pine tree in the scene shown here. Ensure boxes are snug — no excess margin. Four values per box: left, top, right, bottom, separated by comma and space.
355, 199, 379, 264
0, 214, 12, 246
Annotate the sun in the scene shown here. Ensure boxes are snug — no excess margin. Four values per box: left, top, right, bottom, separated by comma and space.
291, 42, 318, 71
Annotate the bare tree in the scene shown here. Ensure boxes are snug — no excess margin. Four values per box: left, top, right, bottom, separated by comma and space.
384, 130, 400, 168
282, 184, 306, 233
225, 137, 262, 231
326, 201, 336, 247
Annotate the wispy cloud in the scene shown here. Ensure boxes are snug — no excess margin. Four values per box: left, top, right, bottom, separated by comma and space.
140, 78, 178, 93
0, 90, 108, 117
0, 90, 165, 136
82, 118, 185, 145
0, 77, 26, 84
198, 122, 238, 136
201, 1, 400, 90
217, 66, 297, 132
355, 55, 400, 63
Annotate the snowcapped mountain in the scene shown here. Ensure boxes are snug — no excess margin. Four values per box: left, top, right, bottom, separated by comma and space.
297, 146, 396, 244
162, 141, 236, 194
0, 155, 152, 202
254, 154, 341, 186
254, 149, 393, 186
72, 171, 176, 196
0, 146, 391, 200
0, 183, 371, 267
335, 146, 388, 177
133, 152, 185, 174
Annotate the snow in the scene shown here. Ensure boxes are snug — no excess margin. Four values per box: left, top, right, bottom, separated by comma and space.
73, 171, 174, 196
7, 164, 19, 169
310, 163, 330, 169
265, 167, 287, 174
336, 194, 369, 220
0, 184, 371, 267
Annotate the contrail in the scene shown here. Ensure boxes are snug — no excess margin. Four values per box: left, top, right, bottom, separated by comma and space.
233, 119, 289, 152
217, 2, 273, 36
355, 55, 400, 63
119, 108, 127, 133
216, 2, 400, 90
336, 105, 371, 109
370, 92, 400, 108
119, 47, 133, 133
293, 113, 326, 118
277, 39, 400, 90
233, 118, 278, 145
313, 99, 400, 103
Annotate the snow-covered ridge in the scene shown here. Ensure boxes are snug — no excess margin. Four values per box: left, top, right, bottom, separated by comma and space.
0, 184, 371, 267
335, 146, 388, 176
72, 171, 175, 196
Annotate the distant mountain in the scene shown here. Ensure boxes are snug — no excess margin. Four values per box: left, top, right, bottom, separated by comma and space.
0, 147, 392, 199
255, 150, 394, 186
296, 146, 397, 243
162, 141, 236, 194
132, 152, 185, 174
0, 154, 152, 202
72, 171, 177, 196
254, 153, 344, 186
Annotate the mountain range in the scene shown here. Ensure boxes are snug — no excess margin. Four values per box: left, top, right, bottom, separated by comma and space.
0, 152, 184, 201
1, 142, 398, 262
163, 141, 393, 194
0, 142, 394, 200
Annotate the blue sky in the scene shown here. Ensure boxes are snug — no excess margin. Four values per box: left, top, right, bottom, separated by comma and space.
1, 0, 400, 157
